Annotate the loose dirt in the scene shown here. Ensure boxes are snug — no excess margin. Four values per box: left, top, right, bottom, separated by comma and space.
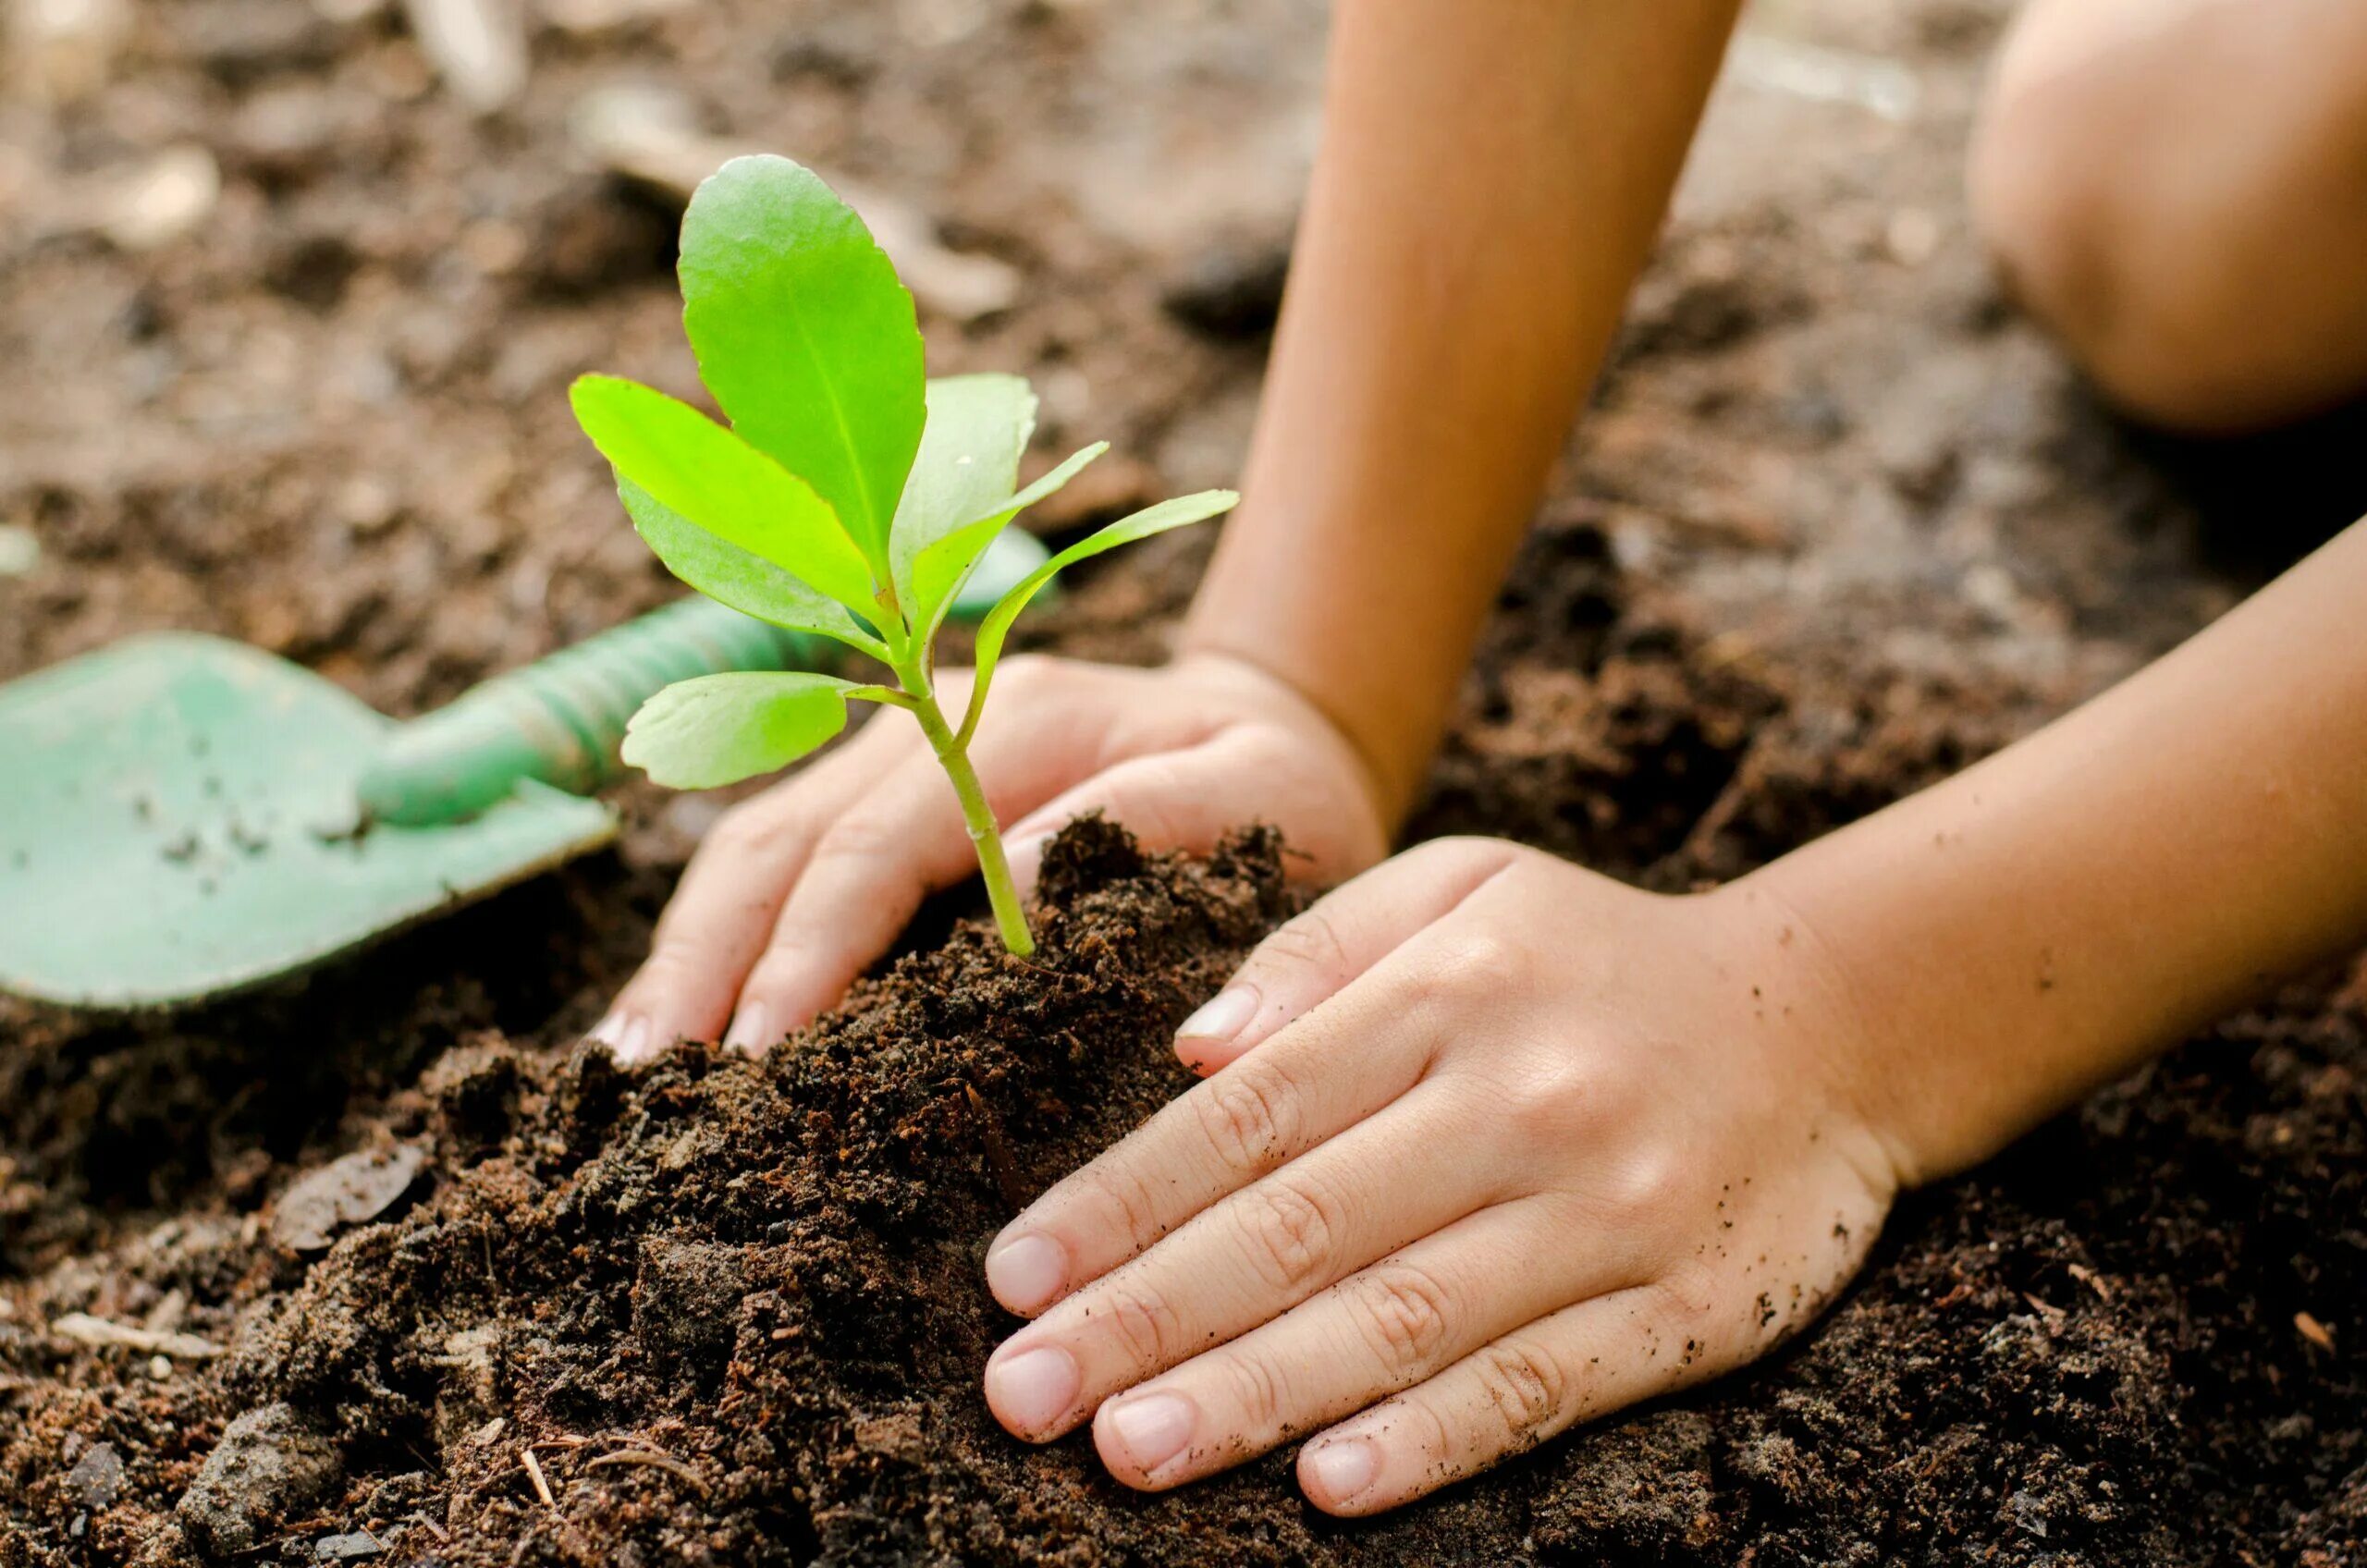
4, 0, 2362, 1563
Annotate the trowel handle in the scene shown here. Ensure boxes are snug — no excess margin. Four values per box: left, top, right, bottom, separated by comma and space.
357, 597, 828, 827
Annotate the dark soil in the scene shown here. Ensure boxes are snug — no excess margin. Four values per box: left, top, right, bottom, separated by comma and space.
6, 820, 2366, 1568
4, 0, 2366, 1563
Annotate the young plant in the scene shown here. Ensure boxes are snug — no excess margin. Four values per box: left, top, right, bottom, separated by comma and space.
569, 155, 1236, 957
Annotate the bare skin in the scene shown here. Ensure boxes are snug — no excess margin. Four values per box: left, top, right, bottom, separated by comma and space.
1969, 0, 2367, 432
593, 0, 2367, 1515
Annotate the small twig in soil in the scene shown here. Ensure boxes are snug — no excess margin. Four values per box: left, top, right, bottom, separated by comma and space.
49, 1312, 221, 1360
583, 1450, 712, 1495
520, 1446, 558, 1517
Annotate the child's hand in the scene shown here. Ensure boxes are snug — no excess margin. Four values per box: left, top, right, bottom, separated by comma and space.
978, 839, 1903, 1514
591, 653, 1388, 1062
970, 521, 2367, 1516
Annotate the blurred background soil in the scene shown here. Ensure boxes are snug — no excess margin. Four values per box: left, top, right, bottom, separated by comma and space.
1, 0, 2362, 1562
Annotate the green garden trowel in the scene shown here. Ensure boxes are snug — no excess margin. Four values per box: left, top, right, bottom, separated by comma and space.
0, 533, 1048, 1011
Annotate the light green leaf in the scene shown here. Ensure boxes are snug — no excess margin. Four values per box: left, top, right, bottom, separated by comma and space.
957, 489, 1237, 743
622, 671, 857, 790
681, 155, 924, 575
571, 374, 877, 610
909, 441, 1106, 642
889, 374, 1036, 623
619, 481, 888, 658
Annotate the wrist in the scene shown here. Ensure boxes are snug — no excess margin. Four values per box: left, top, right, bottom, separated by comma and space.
1174, 630, 1432, 829
1723, 812, 2162, 1193
1700, 866, 1937, 1194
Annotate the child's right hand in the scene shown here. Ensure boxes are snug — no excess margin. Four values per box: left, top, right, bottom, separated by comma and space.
975, 839, 1902, 1513
590, 652, 1391, 1064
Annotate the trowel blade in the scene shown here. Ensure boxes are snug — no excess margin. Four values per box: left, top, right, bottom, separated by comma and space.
0, 633, 616, 1009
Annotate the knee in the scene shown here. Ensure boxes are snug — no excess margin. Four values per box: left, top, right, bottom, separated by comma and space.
1964, 83, 2093, 365
1968, 77, 2246, 431
1967, 8, 2367, 434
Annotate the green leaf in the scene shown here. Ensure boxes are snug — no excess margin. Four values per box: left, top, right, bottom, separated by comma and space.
889, 374, 1036, 623
908, 441, 1106, 642
957, 489, 1238, 742
681, 155, 924, 576
619, 481, 888, 658
571, 374, 877, 610
622, 671, 857, 790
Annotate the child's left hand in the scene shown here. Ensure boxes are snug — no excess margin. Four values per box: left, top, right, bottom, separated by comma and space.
978, 837, 1905, 1513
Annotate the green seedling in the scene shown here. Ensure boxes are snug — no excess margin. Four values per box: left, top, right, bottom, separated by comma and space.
570, 155, 1236, 956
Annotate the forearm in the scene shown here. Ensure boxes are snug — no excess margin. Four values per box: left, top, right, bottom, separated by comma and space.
1183, 0, 1743, 822
1740, 519, 2367, 1184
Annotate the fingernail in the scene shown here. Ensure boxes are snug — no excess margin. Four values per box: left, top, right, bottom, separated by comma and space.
984, 1344, 1081, 1436
1306, 1437, 1378, 1502
1177, 985, 1257, 1044
1106, 1391, 1196, 1476
721, 1002, 771, 1058
591, 1011, 654, 1064
985, 1231, 1068, 1315
614, 1015, 655, 1064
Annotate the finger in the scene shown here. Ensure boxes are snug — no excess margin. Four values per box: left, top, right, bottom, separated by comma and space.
587, 718, 905, 1063
981, 900, 1478, 1320
1000, 729, 1263, 893
723, 703, 1101, 1045
983, 1080, 1527, 1440
1172, 839, 1519, 1073
1001, 721, 1384, 898
1087, 1196, 1627, 1488
1296, 1280, 1723, 1516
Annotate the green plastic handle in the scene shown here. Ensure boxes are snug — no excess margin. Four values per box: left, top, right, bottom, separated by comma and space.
357, 596, 824, 827
356, 528, 1057, 827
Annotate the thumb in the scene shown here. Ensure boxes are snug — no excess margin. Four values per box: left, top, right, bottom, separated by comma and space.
1001, 729, 1266, 893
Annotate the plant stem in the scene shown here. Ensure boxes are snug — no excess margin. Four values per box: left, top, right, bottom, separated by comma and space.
903, 674, 1036, 957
